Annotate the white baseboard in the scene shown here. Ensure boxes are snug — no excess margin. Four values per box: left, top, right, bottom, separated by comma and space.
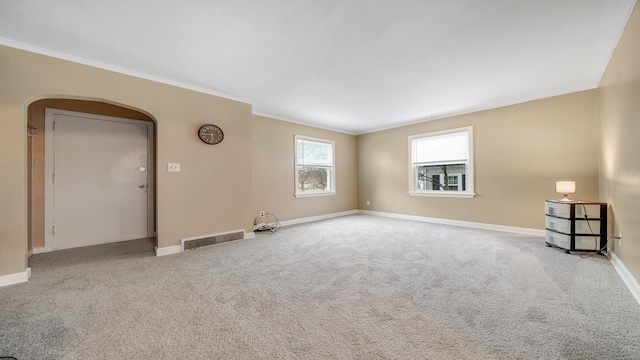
609, 252, 640, 306
279, 210, 358, 227
357, 210, 545, 237
155, 245, 181, 257
244, 232, 256, 239
0, 267, 31, 288
32, 247, 48, 254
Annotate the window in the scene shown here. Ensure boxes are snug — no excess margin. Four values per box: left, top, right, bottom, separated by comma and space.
428, 173, 465, 191
408, 126, 474, 198
295, 135, 335, 197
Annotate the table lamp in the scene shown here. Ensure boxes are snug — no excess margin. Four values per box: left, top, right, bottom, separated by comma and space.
556, 181, 576, 202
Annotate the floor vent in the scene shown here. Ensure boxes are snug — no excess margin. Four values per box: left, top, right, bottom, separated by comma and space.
183, 231, 244, 251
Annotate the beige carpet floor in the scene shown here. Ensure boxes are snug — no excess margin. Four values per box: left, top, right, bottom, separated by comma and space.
1, 214, 639, 359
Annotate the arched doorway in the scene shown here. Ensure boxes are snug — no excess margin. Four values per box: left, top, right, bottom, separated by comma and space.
27, 98, 157, 254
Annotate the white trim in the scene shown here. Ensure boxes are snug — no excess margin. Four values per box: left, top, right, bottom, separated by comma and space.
244, 232, 256, 239
592, 0, 637, 87
32, 247, 48, 255
1, 37, 352, 136
279, 210, 358, 227
155, 245, 182, 257
0, 268, 31, 288
0, 37, 248, 105
294, 135, 336, 197
357, 210, 545, 237
252, 111, 356, 135
408, 191, 476, 198
609, 252, 640, 306
145, 121, 156, 237
294, 191, 337, 198
44, 111, 56, 252
0, 38, 601, 138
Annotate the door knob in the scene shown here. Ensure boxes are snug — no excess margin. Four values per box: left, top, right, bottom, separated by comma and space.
138, 184, 146, 189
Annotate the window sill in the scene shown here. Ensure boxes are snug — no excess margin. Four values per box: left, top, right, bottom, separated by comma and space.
408, 191, 476, 198
295, 191, 336, 198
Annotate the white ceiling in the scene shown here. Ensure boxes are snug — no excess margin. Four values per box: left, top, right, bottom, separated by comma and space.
0, 0, 636, 134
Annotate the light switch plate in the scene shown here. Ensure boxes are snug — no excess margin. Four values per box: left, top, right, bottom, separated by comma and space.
168, 163, 181, 172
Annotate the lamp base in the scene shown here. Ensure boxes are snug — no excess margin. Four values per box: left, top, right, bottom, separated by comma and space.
558, 195, 571, 202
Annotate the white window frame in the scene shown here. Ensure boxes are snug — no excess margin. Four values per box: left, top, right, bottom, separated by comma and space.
294, 135, 336, 197
408, 126, 475, 198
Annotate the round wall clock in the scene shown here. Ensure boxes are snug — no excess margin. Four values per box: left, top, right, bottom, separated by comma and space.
198, 124, 224, 145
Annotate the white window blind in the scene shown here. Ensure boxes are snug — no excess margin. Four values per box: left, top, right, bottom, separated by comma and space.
412, 131, 469, 164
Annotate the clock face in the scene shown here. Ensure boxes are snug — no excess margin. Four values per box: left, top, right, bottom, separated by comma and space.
198, 124, 224, 145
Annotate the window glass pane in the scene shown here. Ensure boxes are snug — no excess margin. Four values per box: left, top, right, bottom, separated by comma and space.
297, 140, 333, 166
295, 136, 335, 195
297, 166, 330, 191
416, 163, 466, 191
413, 131, 469, 163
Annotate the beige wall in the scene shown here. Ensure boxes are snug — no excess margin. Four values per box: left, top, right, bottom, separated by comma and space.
598, 2, 640, 281
357, 90, 600, 230
0, 45, 254, 277
0, 47, 27, 277
27, 99, 155, 249
252, 115, 357, 221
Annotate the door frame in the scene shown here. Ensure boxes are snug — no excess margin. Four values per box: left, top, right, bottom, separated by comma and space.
44, 108, 155, 251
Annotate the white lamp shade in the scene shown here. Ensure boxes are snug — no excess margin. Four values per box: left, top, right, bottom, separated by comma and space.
555, 181, 576, 194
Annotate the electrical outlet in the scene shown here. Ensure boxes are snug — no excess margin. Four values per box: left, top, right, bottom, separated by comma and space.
168, 163, 180, 172
259, 210, 266, 218
618, 234, 622, 247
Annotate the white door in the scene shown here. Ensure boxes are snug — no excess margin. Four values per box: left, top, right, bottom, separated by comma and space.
45, 110, 150, 250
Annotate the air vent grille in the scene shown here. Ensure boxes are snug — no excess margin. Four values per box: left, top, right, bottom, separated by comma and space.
183, 231, 244, 250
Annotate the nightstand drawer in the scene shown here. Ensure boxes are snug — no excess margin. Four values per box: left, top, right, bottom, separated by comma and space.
545, 201, 602, 219
545, 231, 602, 251
545, 216, 601, 234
